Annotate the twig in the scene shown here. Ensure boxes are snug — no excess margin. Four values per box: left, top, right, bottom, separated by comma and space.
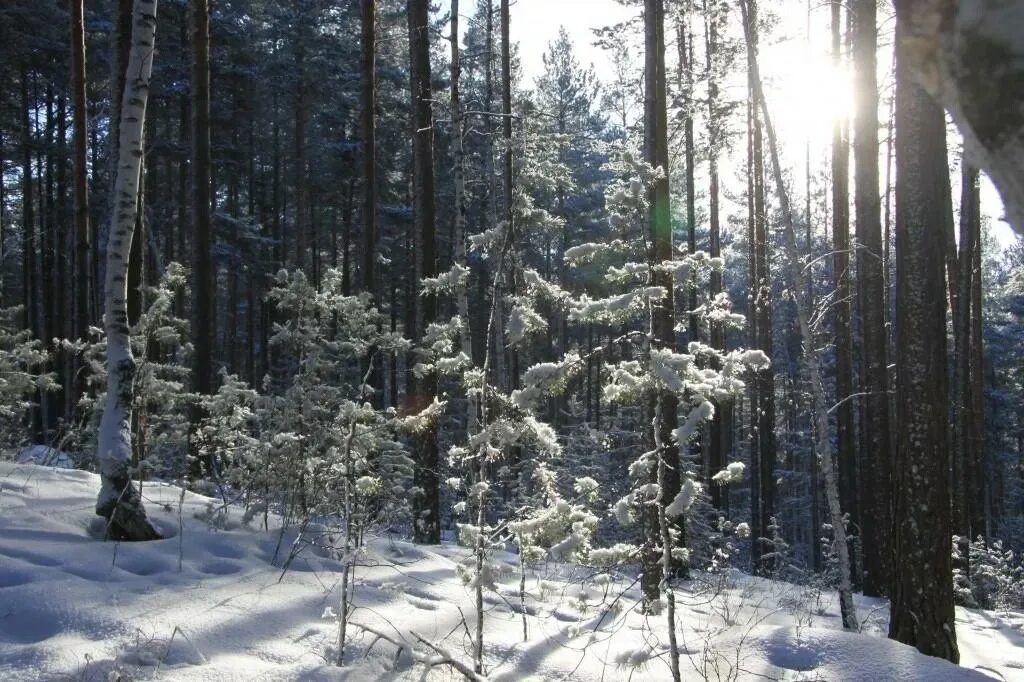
411, 631, 488, 682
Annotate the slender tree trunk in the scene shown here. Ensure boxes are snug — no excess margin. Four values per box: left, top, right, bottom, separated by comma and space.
852, 0, 892, 597
408, 0, 440, 544
450, 0, 475, 437
746, 0, 776, 575
20, 70, 35, 352
676, 13, 698, 345
294, 31, 309, 274
830, 0, 858, 585
499, 0, 518, 395
71, 0, 91, 360
96, 0, 161, 542
888, 23, 959, 663
190, 0, 214, 476
640, 0, 680, 611
703, 0, 728, 518
742, 0, 858, 629
360, 0, 376, 294
955, 164, 985, 544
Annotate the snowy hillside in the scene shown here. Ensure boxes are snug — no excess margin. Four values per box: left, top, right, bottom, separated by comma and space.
0, 463, 1020, 681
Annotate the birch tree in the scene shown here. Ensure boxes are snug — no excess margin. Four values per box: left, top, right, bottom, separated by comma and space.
95, 0, 161, 542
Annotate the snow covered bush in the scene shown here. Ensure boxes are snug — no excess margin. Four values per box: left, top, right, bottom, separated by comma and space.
62, 263, 191, 477
252, 267, 412, 533
953, 535, 1024, 611
0, 305, 56, 452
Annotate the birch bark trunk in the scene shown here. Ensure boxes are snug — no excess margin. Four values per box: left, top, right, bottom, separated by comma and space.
96, 0, 161, 542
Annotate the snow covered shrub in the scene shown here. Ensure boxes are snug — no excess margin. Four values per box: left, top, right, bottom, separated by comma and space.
254, 268, 412, 534
509, 147, 764, 591
953, 535, 1024, 611
0, 305, 55, 451
63, 263, 191, 476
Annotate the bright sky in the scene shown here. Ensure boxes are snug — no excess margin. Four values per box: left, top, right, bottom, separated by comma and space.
444, 0, 1018, 246
507, 0, 635, 84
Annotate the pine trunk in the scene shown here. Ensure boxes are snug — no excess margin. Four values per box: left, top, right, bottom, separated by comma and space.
408, 0, 440, 544
640, 0, 680, 610
888, 24, 959, 662
852, 0, 891, 597
190, 0, 214, 475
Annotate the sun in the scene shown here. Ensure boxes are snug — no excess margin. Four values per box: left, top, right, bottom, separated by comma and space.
762, 37, 856, 152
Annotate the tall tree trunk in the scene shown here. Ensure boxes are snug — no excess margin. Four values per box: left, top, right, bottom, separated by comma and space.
852, 0, 891, 598
96, 0, 161, 542
20, 70, 35, 358
360, 0, 376, 294
359, 0, 382, 405
703, 0, 729, 519
742, 0, 859, 630
830, 0, 858, 586
640, 0, 680, 612
190, 0, 214, 474
676, 12, 698, 345
408, 0, 440, 545
294, 35, 309, 274
450, 0, 475, 439
888, 22, 959, 663
499, 0, 518, 394
954, 164, 985, 544
746, 0, 776, 575
71, 0, 91, 395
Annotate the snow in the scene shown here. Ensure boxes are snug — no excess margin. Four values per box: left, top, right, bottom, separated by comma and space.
1, 462, 1020, 681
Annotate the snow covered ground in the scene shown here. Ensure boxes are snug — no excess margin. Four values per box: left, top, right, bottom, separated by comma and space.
1, 462, 1021, 681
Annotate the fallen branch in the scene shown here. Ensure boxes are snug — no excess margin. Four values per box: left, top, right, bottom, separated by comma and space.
411, 631, 488, 681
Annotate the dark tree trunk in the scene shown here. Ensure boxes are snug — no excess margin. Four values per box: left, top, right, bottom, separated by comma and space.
954, 164, 986, 545
888, 24, 959, 664
408, 0, 440, 544
71, 0, 91, 366
704, 0, 729, 518
640, 0, 680, 609
360, 0, 377, 294
746, 0, 776, 575
831, 0, 858, 587
852, 0, 892, 598
190, 0, 214, 473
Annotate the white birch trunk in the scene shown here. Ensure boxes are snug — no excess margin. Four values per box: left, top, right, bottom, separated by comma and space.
95, 0, 160, 542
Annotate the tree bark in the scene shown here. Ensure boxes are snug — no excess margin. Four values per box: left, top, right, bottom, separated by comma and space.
190, 0, 214, 475
360, 0, 377, 294
703, 0, 729, 519
745, 0, 776, 575
408, 0, 440, 544
71, 0, 91, 355
830, 2, 857, 586
96, 0, 161, 542
888, 23, 959, 663
640, 0, 680, 610
852, 0, 892, 598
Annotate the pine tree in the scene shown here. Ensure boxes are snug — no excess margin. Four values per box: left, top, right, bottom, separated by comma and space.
888, 19, 959, 663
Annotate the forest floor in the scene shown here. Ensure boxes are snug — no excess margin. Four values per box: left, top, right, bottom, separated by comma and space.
1, 460, 1021, 681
